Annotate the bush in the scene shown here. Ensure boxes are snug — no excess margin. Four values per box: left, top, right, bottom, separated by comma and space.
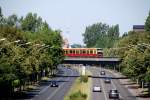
41, 77, 50, 81
69, 91, 87, 100
80, 75, 88, 83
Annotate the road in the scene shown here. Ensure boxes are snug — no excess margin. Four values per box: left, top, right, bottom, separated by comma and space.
90, 67, 138, 100
22, 66, 78, 100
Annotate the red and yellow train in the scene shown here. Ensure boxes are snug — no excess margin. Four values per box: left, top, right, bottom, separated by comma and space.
63, 48, 103, 58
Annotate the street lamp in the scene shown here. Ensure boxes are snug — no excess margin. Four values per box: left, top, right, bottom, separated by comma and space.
138, 43, 150, 49
0, 40, 21, 52
0, 38, 6, 42
19, 42, 32, 46
38, 45, 53, 51
5, 40, 21, 45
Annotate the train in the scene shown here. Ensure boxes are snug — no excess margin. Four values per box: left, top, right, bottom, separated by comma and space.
63, 48, 103, 58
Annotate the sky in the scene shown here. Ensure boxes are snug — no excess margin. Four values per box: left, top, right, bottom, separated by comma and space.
0, 0, 150, 45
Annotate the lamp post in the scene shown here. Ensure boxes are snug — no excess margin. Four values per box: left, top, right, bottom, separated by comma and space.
0, 38, 6, 42
5, 40, 21, 45
38, 45, 53, 52
0, 39, 21, 51
19, 42, 32, 46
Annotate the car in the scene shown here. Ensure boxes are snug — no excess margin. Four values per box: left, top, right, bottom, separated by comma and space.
104, 78, 111, 83
144, 82, 150, 88
109, 89, 119, 99
93, 86, 102, 92
50, 81, 59, 87
100, 71, 105, 75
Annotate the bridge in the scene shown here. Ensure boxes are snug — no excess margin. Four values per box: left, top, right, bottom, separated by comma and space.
63, 57, 121, 65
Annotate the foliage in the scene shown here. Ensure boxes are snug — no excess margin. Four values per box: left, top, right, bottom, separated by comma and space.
110, 30, 150, 83
0, 8, 64, 98
80, 75, 88, 83
82, 22, 119, 48
69, 91, 87, 100
106, 10, 150, 84
145, 11, 150, 32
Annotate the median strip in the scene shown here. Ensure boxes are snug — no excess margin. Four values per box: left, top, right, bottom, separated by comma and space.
64, 66, 92, 100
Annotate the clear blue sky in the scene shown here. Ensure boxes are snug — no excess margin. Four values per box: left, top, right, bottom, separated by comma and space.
0, 0, 150, 45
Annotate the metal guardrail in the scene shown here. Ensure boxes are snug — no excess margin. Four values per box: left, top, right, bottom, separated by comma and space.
64, 57, 120, 62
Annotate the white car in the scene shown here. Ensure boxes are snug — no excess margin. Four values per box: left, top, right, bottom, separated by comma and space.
93, 86, 102, 92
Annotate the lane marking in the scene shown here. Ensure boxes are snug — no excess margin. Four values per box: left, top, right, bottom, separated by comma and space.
101, 77, 108, 100
106, 69, 124, 100
39, 85, 50, 94
97, 67, 108, 100
32, 67, 68, 100
46, 68, 74, 100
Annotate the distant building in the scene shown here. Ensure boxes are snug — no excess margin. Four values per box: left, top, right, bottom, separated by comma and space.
63, 38, 69, 48
133, 25, 145, 32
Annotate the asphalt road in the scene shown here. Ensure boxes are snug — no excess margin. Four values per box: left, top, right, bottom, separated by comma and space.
22, 66, 79, 100
90, 67, 138, 100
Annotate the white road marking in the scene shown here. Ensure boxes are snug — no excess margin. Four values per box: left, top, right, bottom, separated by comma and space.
39, 85, 50, 94
97, 67, 108, 100
101, 78, 108, 100
46, 68, 73, 100
32, 67, 68, 100
108, 71, 123, 99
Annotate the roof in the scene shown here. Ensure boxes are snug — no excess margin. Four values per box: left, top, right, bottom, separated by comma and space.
133, 25, 145, 29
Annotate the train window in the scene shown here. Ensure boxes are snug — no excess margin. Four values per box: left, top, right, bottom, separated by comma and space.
80, 50, 83, 54
97, 52, 102, 54
76, 50, 79, 54
73, 50, 75, 54
70, 50, 72, 54
90, 50, 93, 54
87, 50, 89, 54
83, 50, 86, 54
64, 50, 66, 54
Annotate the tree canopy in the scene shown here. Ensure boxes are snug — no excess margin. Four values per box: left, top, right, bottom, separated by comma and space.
145, 11, 150, 32
0, 8, 64, 98
82, 22, 119, 48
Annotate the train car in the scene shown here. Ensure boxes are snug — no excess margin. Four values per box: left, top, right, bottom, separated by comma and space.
63, 48, 103, 58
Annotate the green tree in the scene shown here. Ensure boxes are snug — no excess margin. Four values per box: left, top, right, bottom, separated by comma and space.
145, 11, 150, 32
82, 22, 119, 48
6, 14, 18, 27
0, 7, 5, 26
83, 22, 109, 47
0, 10, 64, 98
20, 13, 43, 32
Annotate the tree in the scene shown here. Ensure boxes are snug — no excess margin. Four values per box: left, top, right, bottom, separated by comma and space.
0, 7, 5, 26
145, 11, 150, 32
82, 22, 109, 48
20, 13, 43, 32
82, 22, 119, 48
0, 10, 64, 98
6, 14, 18, 27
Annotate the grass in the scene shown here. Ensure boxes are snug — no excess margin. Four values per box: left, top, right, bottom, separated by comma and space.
64, 67, 92, 100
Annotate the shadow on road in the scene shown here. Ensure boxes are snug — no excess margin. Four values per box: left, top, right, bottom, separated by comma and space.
54, 74, 128, 80
90, 75, 128, 79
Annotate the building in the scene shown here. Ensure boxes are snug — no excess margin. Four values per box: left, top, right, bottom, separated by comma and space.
63, 38, 69, 48
133, 25, 145, 32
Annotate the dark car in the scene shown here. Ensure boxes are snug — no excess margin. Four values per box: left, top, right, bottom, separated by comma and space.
109, 89, 119, 99
104, 78, 111, 83
50, 81, 59, 87
100, 71, 105, 75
